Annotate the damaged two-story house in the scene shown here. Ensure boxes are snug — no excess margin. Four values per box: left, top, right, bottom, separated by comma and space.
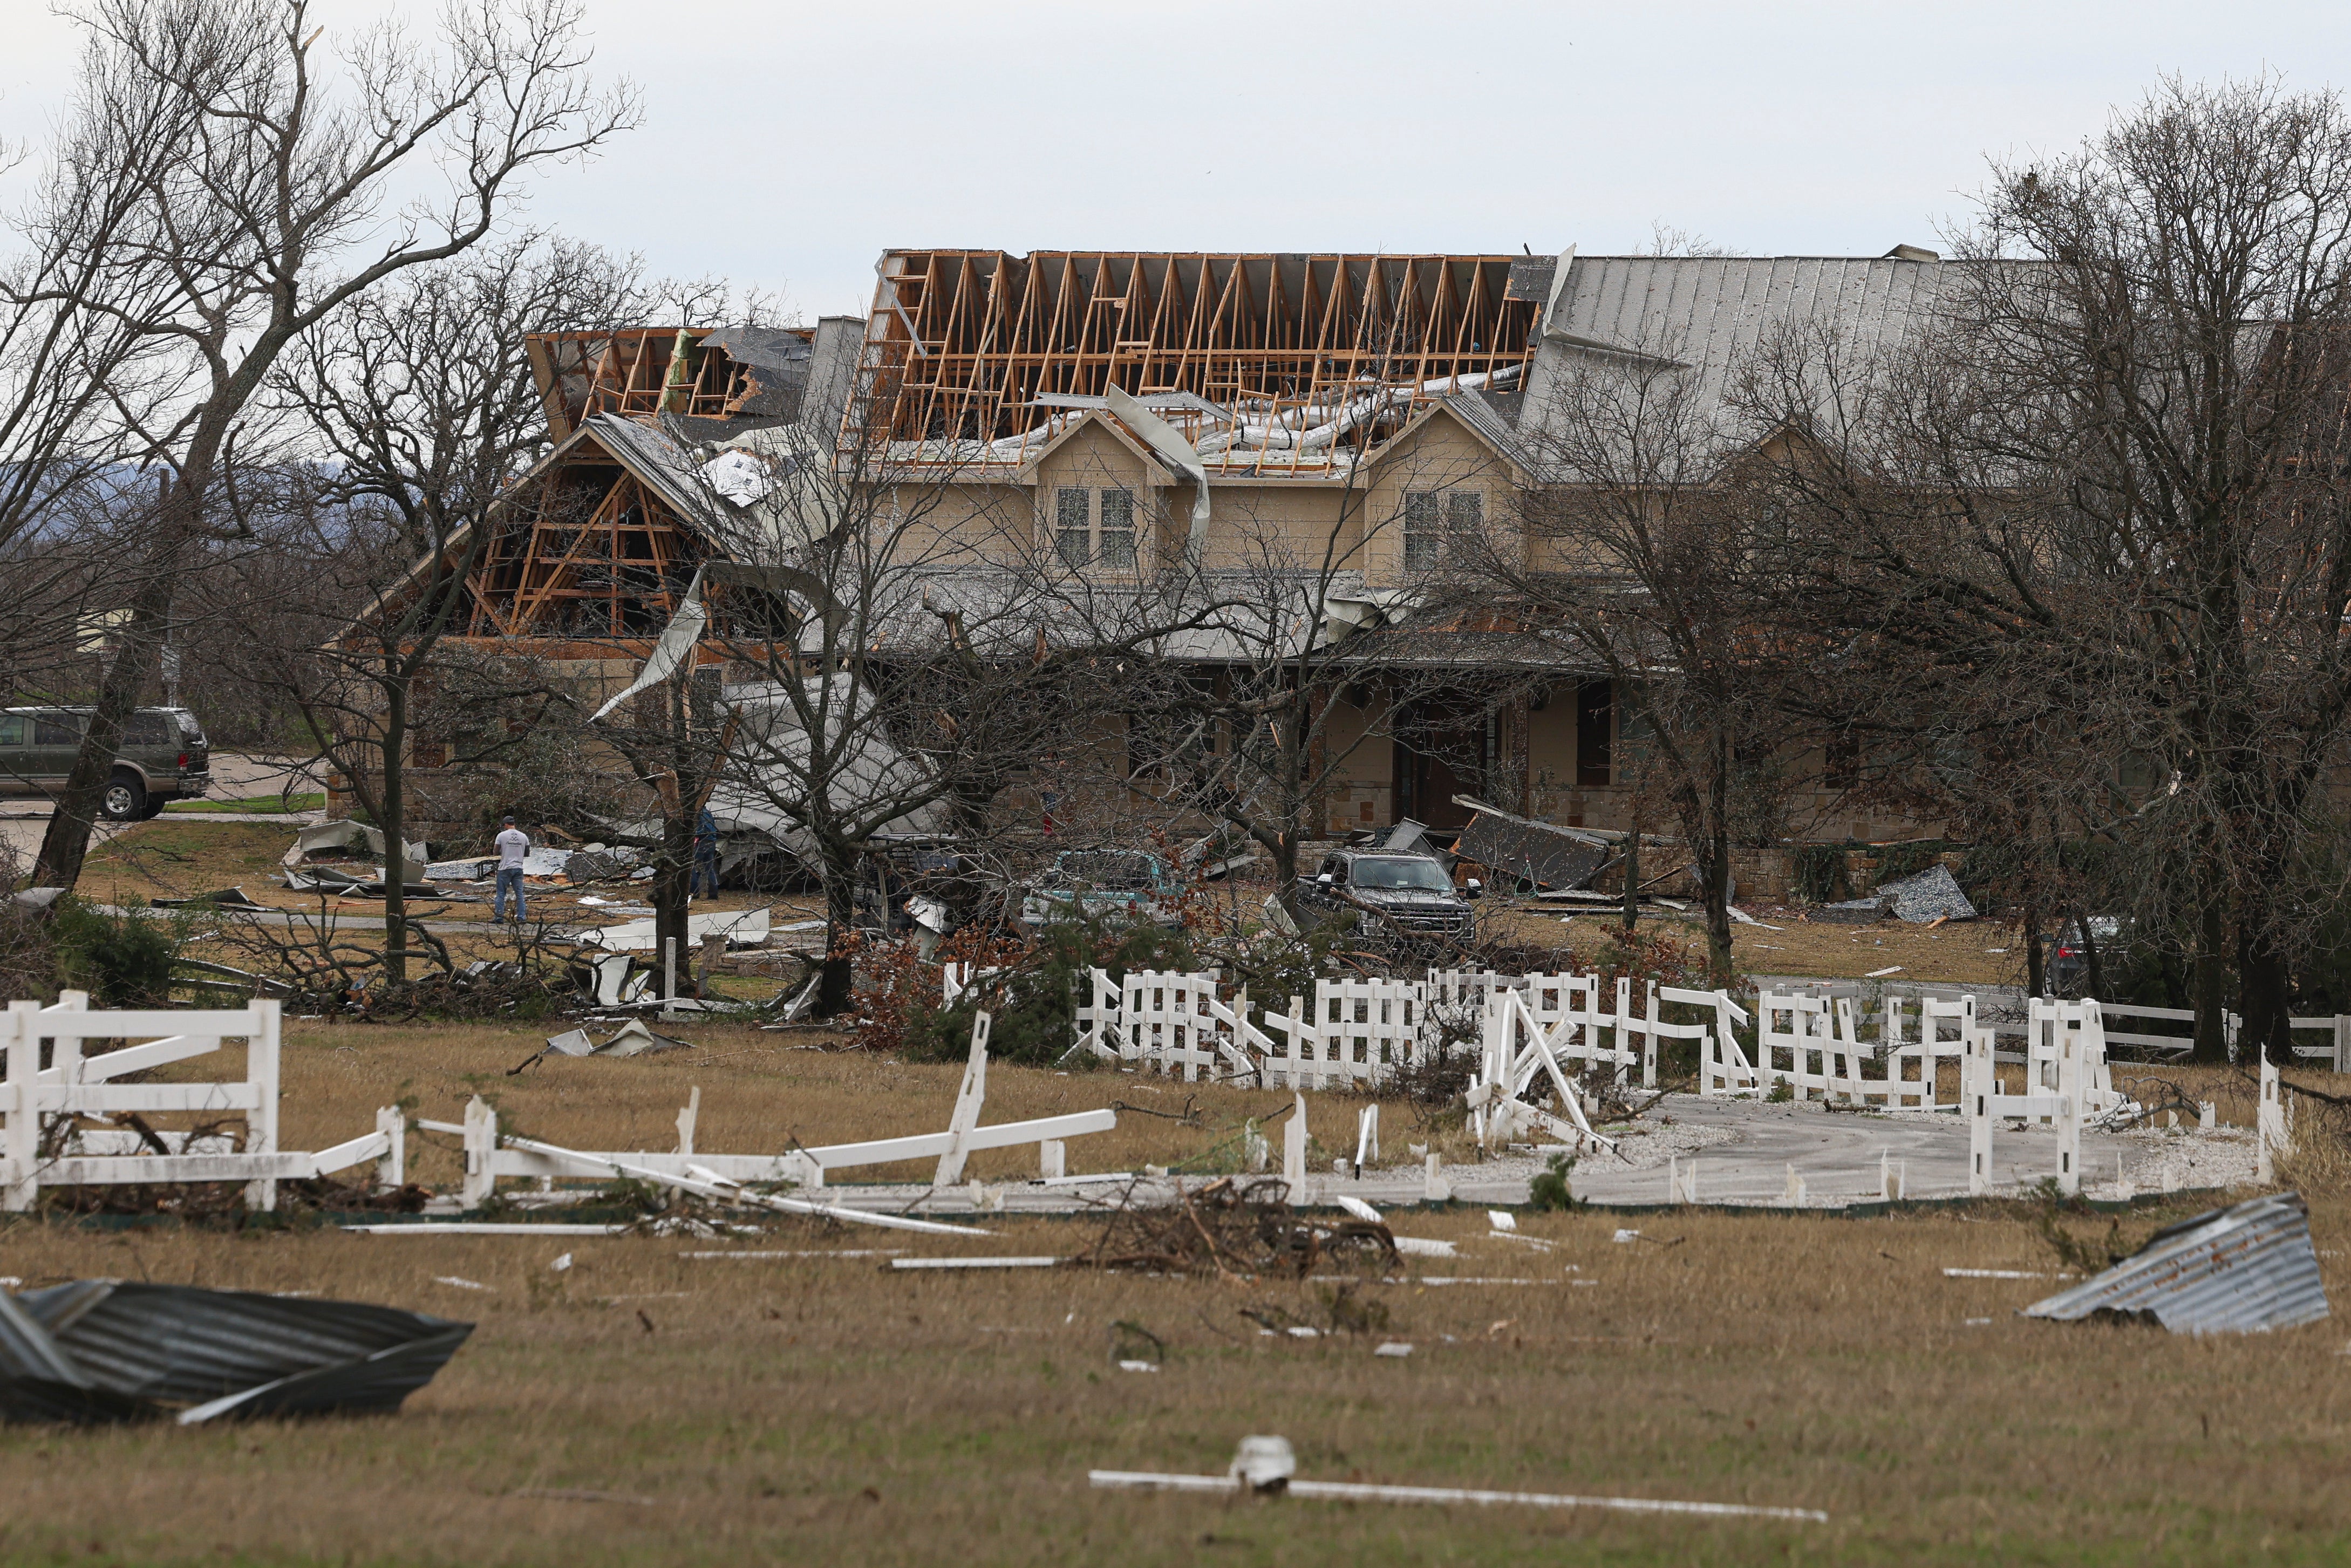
413, 245, 1967, 873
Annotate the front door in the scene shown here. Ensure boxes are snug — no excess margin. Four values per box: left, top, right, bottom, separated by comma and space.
1392, 700, 1487, 830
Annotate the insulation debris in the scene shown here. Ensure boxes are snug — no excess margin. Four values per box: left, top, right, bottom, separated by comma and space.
2022, 1191, 2330, 1335
0, 1282, 471, 1426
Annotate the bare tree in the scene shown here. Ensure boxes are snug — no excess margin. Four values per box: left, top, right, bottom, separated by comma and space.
1747, 76, 2351, 1058
6, 0, 635, 890
1451, 339, 1786, 985
231, 239, 651, 982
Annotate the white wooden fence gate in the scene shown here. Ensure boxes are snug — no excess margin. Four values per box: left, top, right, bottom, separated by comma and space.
1, 994, 400, 1211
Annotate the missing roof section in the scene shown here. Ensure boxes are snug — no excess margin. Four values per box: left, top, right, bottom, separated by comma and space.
527, 325, 818, 441
853, 251, 1546, 475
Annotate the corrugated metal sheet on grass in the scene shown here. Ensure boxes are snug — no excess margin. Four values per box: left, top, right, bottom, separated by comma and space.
2023, 1191, 2329, 1334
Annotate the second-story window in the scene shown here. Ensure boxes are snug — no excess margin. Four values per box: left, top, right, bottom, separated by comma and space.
1403, 488, 1483, 568
1098, 487, 1136, 568
1055, 486, 1091, 567
1053, 486, 1139, 569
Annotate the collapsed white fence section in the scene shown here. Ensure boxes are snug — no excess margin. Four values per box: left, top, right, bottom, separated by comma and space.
0, 993, 401, 1212
1469, 987, 1613, 1154
430, 1012, 1114, 1211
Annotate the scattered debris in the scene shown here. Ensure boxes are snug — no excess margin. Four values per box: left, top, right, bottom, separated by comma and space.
1945, 1268, 2055, 1280
1873, 863, 1978, 923
576, 906, 773, 953
148, 887, 263, 910
510, 1020, 692, 1073
2022, 1191, 2330, 1335
0, 1282, 471, 1426
1092, 1435, 1828, 1521
549, 1254, 573, 1273
888, 1257, 1061, 1270
1373, 1341, 1414, 1358
1077, 1176, 1393, 1278
1450, 800, 1609, 891
1865, 966, 1903, 978
433, 1276, 493, 1292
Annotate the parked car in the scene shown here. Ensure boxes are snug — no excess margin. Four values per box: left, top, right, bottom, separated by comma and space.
0, 706, 210, 820
2047, 914, 2127, 997
1019, 849, 1183, 931
1297, 848, 1477, 939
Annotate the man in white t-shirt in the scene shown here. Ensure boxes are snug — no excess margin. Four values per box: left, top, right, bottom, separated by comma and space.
493, 816, 530, 924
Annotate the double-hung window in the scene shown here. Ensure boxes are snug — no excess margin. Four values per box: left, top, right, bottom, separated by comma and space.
1402, 488, 1483, 568
1053, 487, 1138, 569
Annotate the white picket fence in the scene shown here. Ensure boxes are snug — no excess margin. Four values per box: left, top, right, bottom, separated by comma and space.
1, 994, 402, 1212
1042, 963, 1746, 1096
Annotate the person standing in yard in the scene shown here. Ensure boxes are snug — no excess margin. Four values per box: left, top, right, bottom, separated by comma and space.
692, 805, 720, 900
493, 815, 530, 924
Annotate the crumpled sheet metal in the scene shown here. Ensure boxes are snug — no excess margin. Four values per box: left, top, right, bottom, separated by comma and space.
0, 1281, 472, 1425
2023, 1192, 2330, 1335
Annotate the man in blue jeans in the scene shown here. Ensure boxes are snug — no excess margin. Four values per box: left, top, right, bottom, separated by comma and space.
493, 815, 530, 924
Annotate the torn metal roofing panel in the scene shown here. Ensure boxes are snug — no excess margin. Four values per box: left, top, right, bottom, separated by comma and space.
583, 412, 719, 527
2022, 1192, 2330, 1335
0, 1281, 472, 1424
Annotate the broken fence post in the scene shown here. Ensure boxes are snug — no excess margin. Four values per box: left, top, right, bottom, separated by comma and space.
1355, 1105, 1379, 1170
2258, 1051, 2286, 1184
934, 1012, 992, 1187
676, 1086, 700, 1158
1039, 1139, 1066, 1180
1667, 1155, 1698, 1206
2056, 1017, 2082, 1197
1780, 1164, 1806, 1206
1283, 1093, 1308, 1195
241, 998, 283, 1214
461, 1095, 497, 1210
376, 1105, 406, 1190
1423, 1153, 1451, 1203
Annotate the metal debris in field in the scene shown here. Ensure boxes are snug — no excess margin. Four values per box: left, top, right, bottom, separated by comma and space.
2022, 1191, 2329, 1335
0, 1281, 472, 1426
511, 1019, 692, 1073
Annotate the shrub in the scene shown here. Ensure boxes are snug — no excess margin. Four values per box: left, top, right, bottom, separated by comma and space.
903, 910, 1198, 1067
48, 897, 192, 1006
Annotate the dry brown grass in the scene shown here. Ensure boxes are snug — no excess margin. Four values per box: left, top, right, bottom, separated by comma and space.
1, 1192, 2347, 1565
1482, 902, 2031, 986
153, 1019, 1449, 1191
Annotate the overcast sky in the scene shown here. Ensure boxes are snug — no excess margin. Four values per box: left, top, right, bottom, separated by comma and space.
5, 1, 2349, 322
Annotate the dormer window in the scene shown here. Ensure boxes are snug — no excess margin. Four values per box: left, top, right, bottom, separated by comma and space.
1403, 488, 1483, 568
1053, 486, 1137, 569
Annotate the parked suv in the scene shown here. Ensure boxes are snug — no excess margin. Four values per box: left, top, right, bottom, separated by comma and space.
1298, 848, 1476, 938
0, 706, 210, 820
